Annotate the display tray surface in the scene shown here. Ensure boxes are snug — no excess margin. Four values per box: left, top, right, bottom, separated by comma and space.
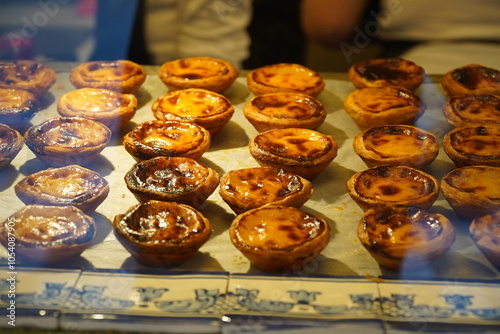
0, 64, 499, 333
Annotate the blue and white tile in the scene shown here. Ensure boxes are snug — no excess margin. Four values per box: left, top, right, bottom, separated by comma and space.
223, 274, 384, 334
0, 266, 81, 330
378, 279, 500, 333
60, 269, 229, 333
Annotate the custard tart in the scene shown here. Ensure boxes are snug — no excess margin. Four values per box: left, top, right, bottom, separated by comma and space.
443, 125, 500, 167
243, 92, 326, 132
125, 156, 220, 208
152, 88, 234, 136
470, 210, 500, 269
113, 200, 212, 267
346, 165, 440, 211
343, 86, 426, 130
0, 88, 39, 129
442, 94, 500, 127
249, 127, 337, 180
357, 205, 456, 271
14, 165, 109, 213
348, 58, 425, 91
229, 205, 330, 272
0, 60, 57, 97
123, 119, 211, 162
69, 60, 146, 94
219, 167, 313, 214
441, 165, 500, 220
353, 125, 439, 170
24, 116, 111, 167
442, 64, 500, 96
247, 63, 325, 97
57, 87, 138, 132
158, 56, 238, 94
0, 123, 24, 170
0, 204, 96, 265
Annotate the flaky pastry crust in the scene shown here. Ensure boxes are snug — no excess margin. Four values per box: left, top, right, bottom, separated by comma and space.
229, 205, 330, 272
57, 87, 138, 132
348, 58, 425, 91
249, 127, 337, 180
219, 167, 313, 214
113, 200, 212, 267
357, 205, 456, 271
441, 64, 500, 96
353, 125, 439, 170
70, 60, 146, 94
158, 56, 238, 93
123, 119, 211, 161
441, 165, 500, 220
343, 86, 426, 130
247, 63, 325, 97
14, 165, 109, 213
443, 125, 500, 167
243, 92, 326, 132
346, 165, 439, 211
0, 123, 24, 170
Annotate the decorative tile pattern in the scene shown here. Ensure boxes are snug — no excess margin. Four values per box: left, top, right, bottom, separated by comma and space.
60, 269, 229, 333
0, 267, 81, 330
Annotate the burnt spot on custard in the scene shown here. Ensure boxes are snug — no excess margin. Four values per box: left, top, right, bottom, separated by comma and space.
355, 58, 424, 83
452, 66, 500, 90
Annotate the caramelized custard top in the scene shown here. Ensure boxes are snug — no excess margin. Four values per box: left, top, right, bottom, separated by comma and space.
61, 88, 131, 113
233, 206, 327, 250
78, 60, 144, 82
354, 166, 436, 202
353, 86, 421, 113
153, 89, 231, 119
222, 167, 305, 206
251, 93, 324, 120
0, 61, 53, 84
361, 206, 447, 251
448, 94, 500, 124
254, 128, 335, 161
252, 63, 323, 91
362, 125, 436, 158
452, 65, 500, 90
128, 157, 210, 194
355, 58, 424, 84
444, 166, 500, 199
448, 126, 500, 160
0, 88, 39, 112
163, 57, 229, 79
118, 202, 208, 244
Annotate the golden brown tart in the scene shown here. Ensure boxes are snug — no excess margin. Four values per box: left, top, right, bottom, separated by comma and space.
0, 123, 24, 170
247, 63, 325, 97
442, 64, 500, 96
0, 88, 39, 130
57, 87, 138, 132
243, 92, 327, 132
14, 165, 109, 213
443, 125, 500, 167
24, 116, 111, 167
0, 60, 57, 97
152, 88, 234, 136
125, 156, 220, 208
353, 125, 439, 170
357, 205, 456, 271
69, 60, 146, 94
229, 205, 330, 272
0, 204, 96, 265
123, 120, 211, 162
470, 210, 500, 269
249, 127, 337, 180
113, 200, 212, 267
348, 58, 425, 91
344, 86, 426, 130
441, 165, 500, 220
219, 167, 313, 214
442, 94, 500, 127
346, 165, 440, 211
158, 56, 238, 94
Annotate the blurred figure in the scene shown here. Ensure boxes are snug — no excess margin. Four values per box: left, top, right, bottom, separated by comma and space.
301, 0, 500, 73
